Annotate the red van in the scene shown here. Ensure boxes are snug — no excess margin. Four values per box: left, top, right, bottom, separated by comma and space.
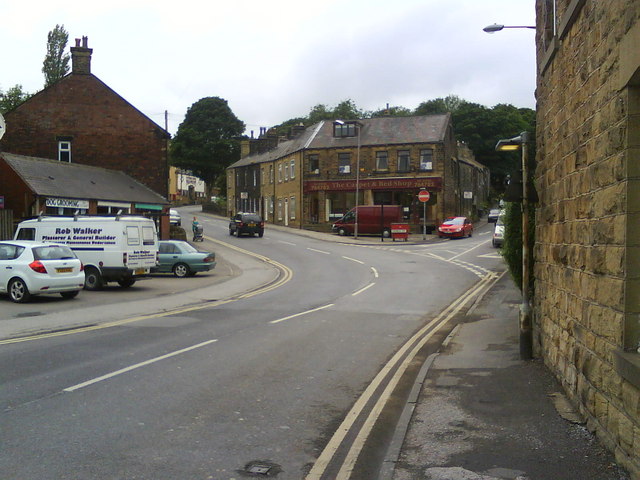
332, 205, 403, 237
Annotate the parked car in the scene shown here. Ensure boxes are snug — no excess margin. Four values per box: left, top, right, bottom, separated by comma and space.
488, 208, 502, 223
492, 213, 506, 248
169, 209, 181, 226
438, 217, 474, 239
153, 240, 216, 278
229, 213, 264, 237
0, 241, 85, 303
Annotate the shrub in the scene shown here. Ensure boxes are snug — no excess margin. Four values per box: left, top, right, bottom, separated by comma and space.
502, 202, 535, 293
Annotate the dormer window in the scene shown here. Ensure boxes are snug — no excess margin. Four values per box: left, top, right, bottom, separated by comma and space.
333, 122, 357, 137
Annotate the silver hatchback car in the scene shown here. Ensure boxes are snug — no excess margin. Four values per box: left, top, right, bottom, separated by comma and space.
0, 241, 85, 303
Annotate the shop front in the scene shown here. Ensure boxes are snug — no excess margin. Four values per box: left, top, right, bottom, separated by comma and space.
303, 177, 442, 231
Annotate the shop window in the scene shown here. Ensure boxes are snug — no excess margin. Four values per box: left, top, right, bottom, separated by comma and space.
338, 153, 351, 174
398, 150, 411, 172
376, 151, 388, 171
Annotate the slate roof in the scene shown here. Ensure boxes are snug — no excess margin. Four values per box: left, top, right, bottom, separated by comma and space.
228, 114, 452, 168
1, 152, 167, 205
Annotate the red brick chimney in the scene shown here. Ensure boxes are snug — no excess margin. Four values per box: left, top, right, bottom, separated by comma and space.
70, 36, 93, 75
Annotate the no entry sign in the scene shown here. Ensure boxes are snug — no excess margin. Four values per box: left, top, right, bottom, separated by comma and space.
418, 190, 430, 202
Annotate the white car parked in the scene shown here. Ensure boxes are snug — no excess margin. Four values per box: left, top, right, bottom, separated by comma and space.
0, 241, 85, 303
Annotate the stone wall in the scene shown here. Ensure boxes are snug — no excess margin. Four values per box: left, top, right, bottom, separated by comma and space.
534, 1, 640, 476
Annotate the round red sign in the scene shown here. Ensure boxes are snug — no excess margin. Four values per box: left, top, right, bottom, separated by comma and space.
418, 190, 430, 202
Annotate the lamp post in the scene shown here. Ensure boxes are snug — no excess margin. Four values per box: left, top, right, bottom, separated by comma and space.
335, 120, 364, 239
483, 23, 535, 33
496, 132, 533, 360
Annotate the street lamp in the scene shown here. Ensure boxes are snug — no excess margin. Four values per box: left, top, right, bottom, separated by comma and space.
483, 23, 535, 33
335, 120, 364, 238
496, 132, 533, 360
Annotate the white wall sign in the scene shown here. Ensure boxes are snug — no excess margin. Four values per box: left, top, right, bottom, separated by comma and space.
46, 197, 90, 209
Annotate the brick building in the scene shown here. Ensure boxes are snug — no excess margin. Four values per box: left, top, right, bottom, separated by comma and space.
228, 115, 489, 232
0, 37, 170, 209
534, 1, 640, 476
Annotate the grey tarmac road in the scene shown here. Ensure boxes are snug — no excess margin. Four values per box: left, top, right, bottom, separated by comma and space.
1, 206, 508, 479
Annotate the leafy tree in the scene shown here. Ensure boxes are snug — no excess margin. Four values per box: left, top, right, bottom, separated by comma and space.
42, 24, 70, 88
415, 94, 464, 115
370, 105, 412, 117
170, 97, 245, 193
0, 85, 32, 114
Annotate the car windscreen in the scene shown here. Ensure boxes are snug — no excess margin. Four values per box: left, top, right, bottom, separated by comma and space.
443, 218, 464, 225
33, 245, 77, 260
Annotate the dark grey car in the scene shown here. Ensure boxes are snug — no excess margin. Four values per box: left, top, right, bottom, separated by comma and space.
229, 213, 264, 237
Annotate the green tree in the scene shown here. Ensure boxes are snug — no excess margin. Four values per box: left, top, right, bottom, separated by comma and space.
42, 24, 70, 88
370, 105, 412, 117
170, 97, 245, 193
0, 85, 32, 113
415, 94, 464, 115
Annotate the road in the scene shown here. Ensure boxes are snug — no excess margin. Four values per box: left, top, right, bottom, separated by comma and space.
1, 206, 506, 479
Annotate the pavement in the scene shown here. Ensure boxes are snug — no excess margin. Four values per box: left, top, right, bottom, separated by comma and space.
385, 271, 631, 480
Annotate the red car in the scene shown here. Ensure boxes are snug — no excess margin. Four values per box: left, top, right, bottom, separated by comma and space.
438, 217, 473, 239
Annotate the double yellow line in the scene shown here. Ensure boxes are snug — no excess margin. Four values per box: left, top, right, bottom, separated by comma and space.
306, 270, 504, 479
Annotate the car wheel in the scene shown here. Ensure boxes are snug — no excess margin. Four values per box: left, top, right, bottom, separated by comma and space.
469, 231, 473, 237
9, 278, 31, 303
338, 227, 347, 236
117, 277, 136, 288
235, 230, 241, 237
60, 290, 80, 299
382, 228, 391, 238
84, 267, 104, 290
258, 231, 264, 238
173, 263, 190, 278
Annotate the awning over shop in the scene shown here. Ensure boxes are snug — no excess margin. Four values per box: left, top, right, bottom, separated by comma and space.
135, 203, 163, 211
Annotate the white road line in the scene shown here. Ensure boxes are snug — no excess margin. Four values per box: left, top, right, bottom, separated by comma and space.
342, 256, 364, 264
352, 283, 375, 296
448, 239, 491, 261
307, 248, 331, 255
278, 240, 297, 246
371, 267, 379, 278
64, 339, 218, 392
269, 304, 334, 324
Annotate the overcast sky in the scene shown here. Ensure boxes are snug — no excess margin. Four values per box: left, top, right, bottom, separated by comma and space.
2, 0, 536, 136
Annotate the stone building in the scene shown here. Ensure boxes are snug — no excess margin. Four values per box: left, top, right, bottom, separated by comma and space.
0, 37, 170, 204
228, 115, 489, 231
534, 1, 640, 476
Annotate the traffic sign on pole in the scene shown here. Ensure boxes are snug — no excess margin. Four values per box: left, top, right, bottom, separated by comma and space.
418, 190, 430, 202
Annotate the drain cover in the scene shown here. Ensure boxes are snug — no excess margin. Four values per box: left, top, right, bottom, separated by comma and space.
248, 464, 271, 474
241, 460, 281, 477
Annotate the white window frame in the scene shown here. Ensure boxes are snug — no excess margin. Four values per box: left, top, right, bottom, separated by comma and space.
58, 141, 71, 162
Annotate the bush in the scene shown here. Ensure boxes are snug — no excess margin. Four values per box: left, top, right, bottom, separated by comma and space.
502, 202, 535, 293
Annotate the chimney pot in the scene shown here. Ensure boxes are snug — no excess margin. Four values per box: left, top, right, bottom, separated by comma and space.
70, 35, 93, 75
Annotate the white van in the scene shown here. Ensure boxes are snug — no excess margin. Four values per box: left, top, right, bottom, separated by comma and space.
14, 215, 159, 290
